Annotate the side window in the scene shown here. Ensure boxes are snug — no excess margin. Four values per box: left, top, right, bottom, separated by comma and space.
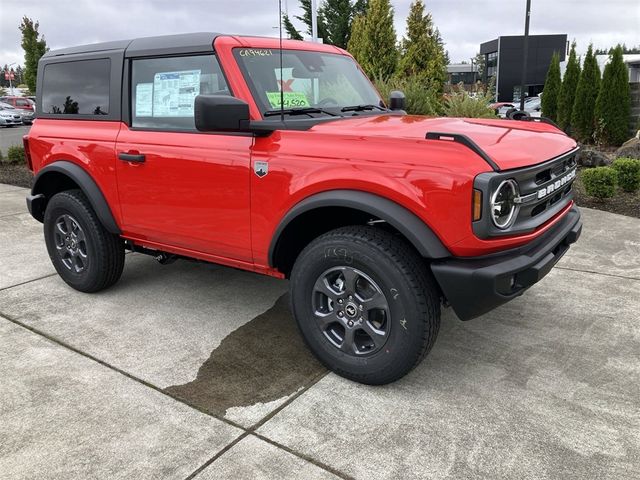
131, 54, 230, 130
42, 59, 110, 115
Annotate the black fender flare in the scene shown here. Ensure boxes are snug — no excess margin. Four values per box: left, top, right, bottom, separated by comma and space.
268, 190, 450, 266
31, 160, 121, 234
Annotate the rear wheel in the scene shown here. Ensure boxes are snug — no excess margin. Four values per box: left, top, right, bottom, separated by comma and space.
290, 226, 440, 385
44, 189, 125, 292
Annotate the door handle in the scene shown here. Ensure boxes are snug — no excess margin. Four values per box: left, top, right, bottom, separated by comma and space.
118, 152, 146, 163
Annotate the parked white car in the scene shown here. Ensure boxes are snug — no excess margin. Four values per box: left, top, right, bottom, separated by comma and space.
523, 96, 542, 116
0, 103, 23, 127
497, 97, 542, 118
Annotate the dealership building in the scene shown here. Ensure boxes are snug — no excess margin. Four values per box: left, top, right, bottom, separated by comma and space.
480, 34, 567, 102
446, 63, 479, 85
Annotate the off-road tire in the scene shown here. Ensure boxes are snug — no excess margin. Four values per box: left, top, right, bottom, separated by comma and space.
290, 226, 440, 385
44, 189, 125, 293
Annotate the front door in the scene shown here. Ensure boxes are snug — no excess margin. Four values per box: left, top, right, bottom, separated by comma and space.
115, 54, 253, 262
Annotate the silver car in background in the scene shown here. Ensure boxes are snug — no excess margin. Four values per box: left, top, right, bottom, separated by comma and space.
0, 103, 23, 127
497, 96, 542, 118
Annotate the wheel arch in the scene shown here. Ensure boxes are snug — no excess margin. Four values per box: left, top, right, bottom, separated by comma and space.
30, 160, 121, 234
269, 190, 450, 276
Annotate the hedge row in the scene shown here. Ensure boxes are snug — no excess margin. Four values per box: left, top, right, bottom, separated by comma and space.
612, 157, 640, 192
0, 145, 25, 165
582, 157, 640, 198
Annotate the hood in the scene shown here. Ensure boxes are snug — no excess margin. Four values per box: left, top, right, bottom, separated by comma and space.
310, 115, 577, 171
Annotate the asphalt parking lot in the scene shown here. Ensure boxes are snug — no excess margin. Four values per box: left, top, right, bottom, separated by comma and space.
0, 182, 639, 479
0, 124, 30, 155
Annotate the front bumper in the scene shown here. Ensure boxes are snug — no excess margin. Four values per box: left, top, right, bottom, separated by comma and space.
0, 118, 22, 125
431, 206, 582, 321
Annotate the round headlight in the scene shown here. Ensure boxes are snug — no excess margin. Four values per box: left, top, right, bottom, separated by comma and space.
491, 179, 519, 229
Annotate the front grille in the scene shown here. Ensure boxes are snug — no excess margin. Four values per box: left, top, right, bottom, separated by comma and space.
536, 155, 576, 185
512, 151, 577, 226
473, 148, 579, 238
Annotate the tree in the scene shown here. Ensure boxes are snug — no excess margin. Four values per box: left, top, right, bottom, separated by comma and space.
353, 0, 368, 15
0, 65, 7, 88
557, 42, 580, 131
398, 1, 446, 90
19, 17, 48, 93
571, 44, 601, 143
294, 0, 330, 41
285, 1, 366, 48
541, 52, 561, 121
472, 52, 486, 80
283, 14, 303, 40
594, 45, 631, 146
320, 0, 352, 48
434, 28, 449, 65
347, 13, 367, 64
595, 44, 640, 55
348, 0, 397, 79
15, 65, 24, 85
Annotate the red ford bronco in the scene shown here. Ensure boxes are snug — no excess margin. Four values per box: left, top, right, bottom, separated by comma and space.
25, 33, 581, 384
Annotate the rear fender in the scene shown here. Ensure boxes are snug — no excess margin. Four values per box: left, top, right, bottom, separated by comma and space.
30, 160, 120, 234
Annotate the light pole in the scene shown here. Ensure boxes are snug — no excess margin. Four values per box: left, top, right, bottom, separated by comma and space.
311, 0, 318, 42
470, 57, 476, 84
519, 0, 532, 110
7, 62, 17, 95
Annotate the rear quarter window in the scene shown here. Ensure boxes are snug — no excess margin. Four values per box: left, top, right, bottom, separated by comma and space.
42, 59, 111, 115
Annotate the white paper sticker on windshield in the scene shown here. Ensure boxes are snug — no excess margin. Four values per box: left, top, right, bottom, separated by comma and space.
135, 83, 153, 116
152, 69, 201, 117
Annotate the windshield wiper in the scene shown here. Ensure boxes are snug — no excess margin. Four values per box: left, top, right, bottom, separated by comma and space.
263, 107, 338, 117
340, 104, 388, 113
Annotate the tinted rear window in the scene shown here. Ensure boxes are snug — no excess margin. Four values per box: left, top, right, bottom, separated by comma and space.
42, 59, 110, 115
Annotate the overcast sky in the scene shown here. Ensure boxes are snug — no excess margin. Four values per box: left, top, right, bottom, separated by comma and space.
1, 0, 638, 68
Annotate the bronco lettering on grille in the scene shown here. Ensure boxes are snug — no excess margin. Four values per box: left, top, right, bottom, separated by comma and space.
537, 169, 576, 200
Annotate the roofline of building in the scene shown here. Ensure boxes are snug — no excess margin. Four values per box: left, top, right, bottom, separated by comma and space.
480, 33, 568, 47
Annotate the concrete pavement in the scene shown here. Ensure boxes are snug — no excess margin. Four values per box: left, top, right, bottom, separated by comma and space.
0, 183, 638, 479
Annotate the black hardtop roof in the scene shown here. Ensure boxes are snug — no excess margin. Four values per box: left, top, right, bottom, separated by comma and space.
42, 32, 223, 59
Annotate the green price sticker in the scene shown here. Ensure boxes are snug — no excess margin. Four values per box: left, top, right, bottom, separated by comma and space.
267, 91, 310, 109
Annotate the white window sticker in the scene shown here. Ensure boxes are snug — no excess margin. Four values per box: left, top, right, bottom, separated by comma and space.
135, 83, 153, 116
152, 69, 201, 117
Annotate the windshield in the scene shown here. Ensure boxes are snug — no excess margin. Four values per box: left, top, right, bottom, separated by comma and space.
234, 48, 383, 117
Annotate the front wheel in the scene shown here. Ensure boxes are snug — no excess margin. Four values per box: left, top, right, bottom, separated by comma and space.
290, 226, 441, 385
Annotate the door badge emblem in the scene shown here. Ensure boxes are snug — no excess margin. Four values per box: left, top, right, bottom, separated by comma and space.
254, 161, 269, 178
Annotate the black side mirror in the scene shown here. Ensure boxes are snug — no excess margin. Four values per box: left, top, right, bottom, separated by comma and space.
195, 95, 250, 132
389, 90, 406, 111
